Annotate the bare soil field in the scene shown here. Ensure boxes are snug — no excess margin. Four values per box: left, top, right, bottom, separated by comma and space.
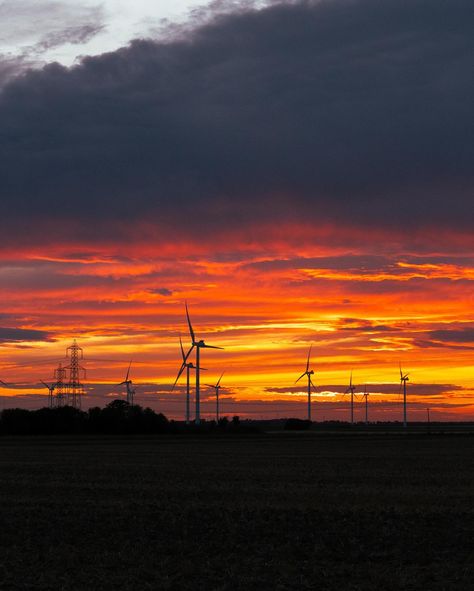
0, 433, 473, 590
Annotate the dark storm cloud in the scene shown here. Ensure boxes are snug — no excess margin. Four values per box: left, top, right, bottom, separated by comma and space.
0, 327, 51, 343
0, 0, 473, 238
0, 55, 35, 88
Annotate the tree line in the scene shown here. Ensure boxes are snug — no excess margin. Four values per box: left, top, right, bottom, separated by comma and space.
0, 400, 250, 436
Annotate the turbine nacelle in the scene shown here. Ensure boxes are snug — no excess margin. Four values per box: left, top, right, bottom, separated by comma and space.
196, 340, 223, 350
399, 363, 409, 382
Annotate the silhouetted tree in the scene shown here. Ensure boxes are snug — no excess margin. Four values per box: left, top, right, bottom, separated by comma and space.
218, 417, 229, 429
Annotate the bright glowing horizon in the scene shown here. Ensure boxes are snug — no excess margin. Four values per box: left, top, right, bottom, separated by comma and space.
1, 236, 472, 421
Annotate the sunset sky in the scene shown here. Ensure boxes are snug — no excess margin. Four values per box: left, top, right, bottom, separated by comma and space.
0, 0, 472, 420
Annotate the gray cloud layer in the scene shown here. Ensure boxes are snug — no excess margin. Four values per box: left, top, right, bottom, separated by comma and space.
0, 0, 472, 239
0, 327, 51, 343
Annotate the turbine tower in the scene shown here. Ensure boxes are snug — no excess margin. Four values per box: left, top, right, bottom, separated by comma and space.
344, 371, 356, 425
362, 385, 369, 425
65, 340, 86, 408
399, 363, 409, 428
173, 336, 206, 424
295, 345, 315, 421
119, 361, 135, 405
41, 380, 56, 409
182, 302, 223, 424
206, 372, 225, 422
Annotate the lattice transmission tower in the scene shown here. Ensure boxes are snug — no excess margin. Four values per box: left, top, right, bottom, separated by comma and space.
65, 340, 86, 408
54, 362, 67, 407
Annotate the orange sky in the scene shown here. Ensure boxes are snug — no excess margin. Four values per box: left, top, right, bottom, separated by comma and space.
1, 226, 473, 421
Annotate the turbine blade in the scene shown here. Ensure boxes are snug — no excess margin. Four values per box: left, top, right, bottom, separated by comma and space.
399, 362, 403, 378
179, 336, 186, 362
172, 363, 186, 391
40, 380, 50, 388
305, 345, 312, 373
295, 372, 306, 384
216, 371, 225, 387
185, 301, 195, 344
309, 378, 316, 390
201, 344, 224, 349
183, 344, 195, 363
349, 370, 353, 388
125, 360, 132, 382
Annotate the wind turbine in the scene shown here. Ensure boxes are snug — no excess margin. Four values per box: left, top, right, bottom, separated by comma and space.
362, 384, 369, 425
173, 336, 207, 424
182, 302, 223, 424
119, 361, 135, 405
344, 371, 357, 425
295, 345, 315, 421
41, 380, 56, 409
206, 372, 225, 422
399, 363, 409, 428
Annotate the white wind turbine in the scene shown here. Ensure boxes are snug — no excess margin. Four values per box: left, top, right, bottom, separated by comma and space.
181, 302, 223, 424
173, 336, 207, 424
206, 372, 225, 422
295, 345, 315, 421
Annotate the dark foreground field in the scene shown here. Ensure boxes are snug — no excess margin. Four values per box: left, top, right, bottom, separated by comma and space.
0, 434, 473, 590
